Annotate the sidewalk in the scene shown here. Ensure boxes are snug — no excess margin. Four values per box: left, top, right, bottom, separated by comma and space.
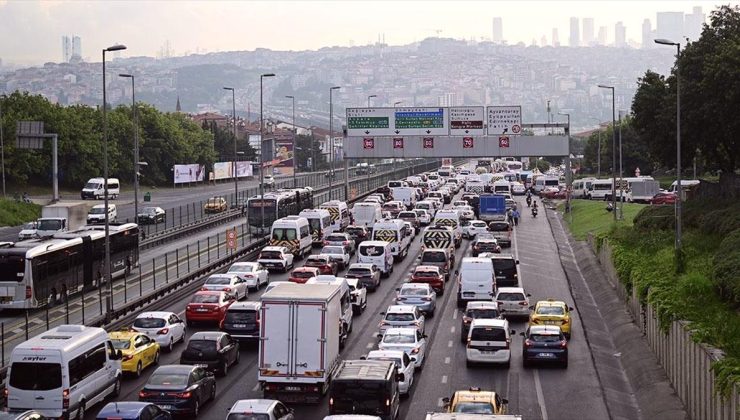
546, 207, 688, 420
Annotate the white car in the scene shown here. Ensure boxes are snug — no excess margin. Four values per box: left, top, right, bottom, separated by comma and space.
454, 205, 475, 220
378, 327, 428, 369
452, 200, 468, 208
414, 209, 432, 225
378, 305, 426, 337
227, 399, 294, 420
320, 245, 350, 269
87, 203, 117, 224
264, 174, 276, 188
17, 221, 37, 241
132, 311, 187, 352
200, 273, 248, 300
466, 318, 513, 367
257, 246, 295, 272
462, 220, 489, 239
512, 182, 527, 195
346, 277, 368, 315
427, 197, 443, 210
495, 287, 531, 318
365, 349, 415, 395
403, 221, 416, 238
228, 261, 269, 289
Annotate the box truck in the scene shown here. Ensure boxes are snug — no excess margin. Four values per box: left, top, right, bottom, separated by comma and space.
36, 201, 89, 237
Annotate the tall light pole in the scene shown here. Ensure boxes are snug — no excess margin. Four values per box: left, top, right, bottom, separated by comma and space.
590, 117, 602, 176
655, 38, 682, 253
367, 94, 377, 107
598, 84, 617, 221
618, 110, 625, 219
102, 43, 126, 316
328, 86, 341, 198
118, 74, 139, 225
0, 95, 5, 197
285, 95, 296, 187
222, 87, 237, 203
260, 73, 275, 233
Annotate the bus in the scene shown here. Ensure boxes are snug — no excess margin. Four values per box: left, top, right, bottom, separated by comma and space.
0, 223, 139, 309
246, 187, 314, 234
505, 160, 523, 173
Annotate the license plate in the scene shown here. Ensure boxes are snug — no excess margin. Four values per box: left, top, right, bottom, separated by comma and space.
538, 352, 555, 358
544, 320, 559, 325
195, 364, 208, 368
463, 292, 475, 296
285, 386, 301, 392
233, 324, 247, 328
196, 308, 209, 312
157, 405, 172, 410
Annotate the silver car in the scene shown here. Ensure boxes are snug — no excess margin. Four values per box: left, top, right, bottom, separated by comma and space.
395, 283, 436, 317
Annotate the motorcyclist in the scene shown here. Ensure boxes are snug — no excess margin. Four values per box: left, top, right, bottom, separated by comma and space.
526, 195, 532, 207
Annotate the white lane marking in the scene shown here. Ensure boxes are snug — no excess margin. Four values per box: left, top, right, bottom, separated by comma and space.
444, 357, 451, 364
252, 383, 261, 392
447, 340, 453, 348
441, 375, 448, 384
533, 369, 549, 420
177, 310, 185, 317
450, 326, 455, 333
452, 310, 458, 320
366, 342, 374, 349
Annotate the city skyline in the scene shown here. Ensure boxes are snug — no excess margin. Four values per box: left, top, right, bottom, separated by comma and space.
0, 1, 721, 65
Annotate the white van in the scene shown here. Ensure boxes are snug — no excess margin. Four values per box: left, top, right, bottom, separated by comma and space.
433, 209, 462, 248
492, 180, 511, 195
534, 176, 559, 194
269, 215, 312, 258
306, 276, 353, 338
371, 219, 412, 261
81, 177, 120, 200
357, 240, 394, 277
86, 203, 117, 224
391, 187, 417, 209
590, 178, 614, 201
572, 177, 597, 199
299, 208, 335, 245
456, 257, 495, 308
352, 202, 382, 228
320, 200, 351, 231
7, 325, 122, 419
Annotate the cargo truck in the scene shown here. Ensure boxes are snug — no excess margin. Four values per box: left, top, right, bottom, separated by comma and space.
35, 201, 89, 237
258, 282, 343, 404
478, 194, 507, 222
425, 414, 522, 420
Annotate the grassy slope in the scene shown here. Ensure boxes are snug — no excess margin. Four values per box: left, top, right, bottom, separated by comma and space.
0, 199, 42, 227
563, 200, 646, 240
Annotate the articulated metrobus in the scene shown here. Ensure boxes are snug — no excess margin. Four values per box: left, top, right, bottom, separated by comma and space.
246, 187, 314, 234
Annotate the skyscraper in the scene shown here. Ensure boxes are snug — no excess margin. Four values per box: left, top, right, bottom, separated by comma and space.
62, 36, 71, 62
642, 19, 654, 48
597, 26, 607, 45
656, 12, 684, 43
614, 22, 626, 47
582, 18, 595, 46
552, 28, 560, 47
569, 17, 580, 47
684, 6, 705, 41
492, 17, 503, 44
71, 36, 82, 59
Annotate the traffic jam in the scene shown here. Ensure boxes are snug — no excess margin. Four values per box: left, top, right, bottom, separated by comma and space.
5, 160, 576, 420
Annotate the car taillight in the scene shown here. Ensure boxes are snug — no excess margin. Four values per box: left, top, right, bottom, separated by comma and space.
505, 339, 511, 349
171, 391, 192, 399
524, 339, 533, 348
329, 397, 334, 406
560, 340, 568, 348
222, 287, 232, 292
323, 240, 330, 245
411, 347, 420, 354
342, 241, 349, 245
422, 297, 432, 301
463, 316, 472, 324
379, 321, 388, 327
562, 318, 569, 324
62, 389, 70, 408
138, 390, 150, 399
200, 287, 208, 291
25, 286, 32, 299
123, 354, 134, 361
519, 301, 528, 306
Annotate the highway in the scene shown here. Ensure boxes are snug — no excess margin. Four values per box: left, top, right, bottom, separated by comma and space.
87, 175, 620, 419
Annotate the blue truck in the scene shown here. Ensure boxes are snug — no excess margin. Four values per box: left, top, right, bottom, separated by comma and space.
479, 194, 507, 222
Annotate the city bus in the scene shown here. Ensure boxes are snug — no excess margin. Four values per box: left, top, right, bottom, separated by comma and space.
0, 223, 139, 309
246, 187, 313, 234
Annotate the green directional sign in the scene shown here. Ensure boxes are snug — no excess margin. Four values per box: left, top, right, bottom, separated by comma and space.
347, 116, 389, 129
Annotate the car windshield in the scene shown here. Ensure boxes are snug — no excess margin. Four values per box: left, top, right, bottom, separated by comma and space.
414, 270, 438, 277
359, 245, 385, 257
326, 234, 346, 241
321, 246, 344, 254
466, 309, 500, 319
531, 333, 563, 342
37, 219, 63, 231
228, 265, 253, 273
228, 414, 270, 420
472, 222, 487, 227
21, 222, 36, 230
471, 327, 506, 341
306, 257, 327, 264
205, 277, 232, 285
346, 227, 365, 235
260, 251, 282, 259
383, 334, 415, 344
493, 259, 516, 270
133, 317, 166, 328
385, 313, 414, 322
293, 270, 315, 278
143, 208, 158, 214
497, 292, 525, 301
8, 362, 62, 391
148, 372, 189, 387
347, 268, 371, 276
110, 339, 131, 350
192, 294, 219, 304
89, 207, 108, 214
488, 223, 510, 231
84, 182, 101, 189
454, 402, 495, 414
187, 339, 217, 352
414, 210, 427, 217
537, 306, 565, 315
478, 233, 496, 241
399, 212, 416, 218
272, 228, 297, 241
421, 252, 446, 263
400, 287, 428, 296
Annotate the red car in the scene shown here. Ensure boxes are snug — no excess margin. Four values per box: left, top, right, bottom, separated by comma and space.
185, 291, 235, 326
410, 265, 445, 295
304, 255, 338, 275
651, 192, 678, 205
289, 267, 320, 283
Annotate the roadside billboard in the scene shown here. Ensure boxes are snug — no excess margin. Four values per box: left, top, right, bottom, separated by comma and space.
213, 162, 233, 180
173, 164, 205, 184
272, 137, 295, 176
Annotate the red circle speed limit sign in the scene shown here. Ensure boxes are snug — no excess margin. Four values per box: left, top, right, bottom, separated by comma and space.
511, 124, 521, 134
226, 229, 237, 249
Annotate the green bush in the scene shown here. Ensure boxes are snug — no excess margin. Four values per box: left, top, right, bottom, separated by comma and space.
0, 199, 41, 227
633, 205, 674, 232
712, 230, 740, 309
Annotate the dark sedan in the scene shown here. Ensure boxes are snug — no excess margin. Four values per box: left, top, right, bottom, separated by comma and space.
96, 401, 172, 420
521, 325, 569, 368
345, 225, 370, 244
180, 332, 240, 376
139, 365, 216, 417
137, 206, 166, 224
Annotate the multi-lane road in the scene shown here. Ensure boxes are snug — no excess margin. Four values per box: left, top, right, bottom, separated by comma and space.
87, 181, 623, 419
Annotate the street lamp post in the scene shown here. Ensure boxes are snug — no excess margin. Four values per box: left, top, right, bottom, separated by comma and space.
329, 86, 341, 199
102, 43, 127, 317
367, 95, 377, 107
591, 117, 602, 176
558, 112, 572, 214
118, 74, 139, 225
598, 84, 617, 221
655, 38, 682, 253
0, 95, 6, 197
285, 95, 296, 188
618, 110, 625, 219
222, 87, 237, 204
260, 74, 275, 233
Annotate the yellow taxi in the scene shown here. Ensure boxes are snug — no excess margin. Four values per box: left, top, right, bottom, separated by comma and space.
204, 196, 228, 213
109, 330, 160, 377
442, 387, 508, 414
529, 299, 574, 338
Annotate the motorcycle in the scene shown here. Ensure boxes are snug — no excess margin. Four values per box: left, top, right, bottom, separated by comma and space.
526, 196, 532, 207
532, 207, 538, 218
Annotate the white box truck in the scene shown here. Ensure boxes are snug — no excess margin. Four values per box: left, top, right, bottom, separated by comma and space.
258, 282, 342, 404
36, 201, 89, 237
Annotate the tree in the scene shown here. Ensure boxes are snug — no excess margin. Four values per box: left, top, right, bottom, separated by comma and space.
295, 134, 327, 171
533, 159, 550, 173
631, 70, 676, 168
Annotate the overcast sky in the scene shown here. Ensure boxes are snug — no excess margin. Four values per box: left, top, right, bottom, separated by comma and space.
0, 0, 724, 65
